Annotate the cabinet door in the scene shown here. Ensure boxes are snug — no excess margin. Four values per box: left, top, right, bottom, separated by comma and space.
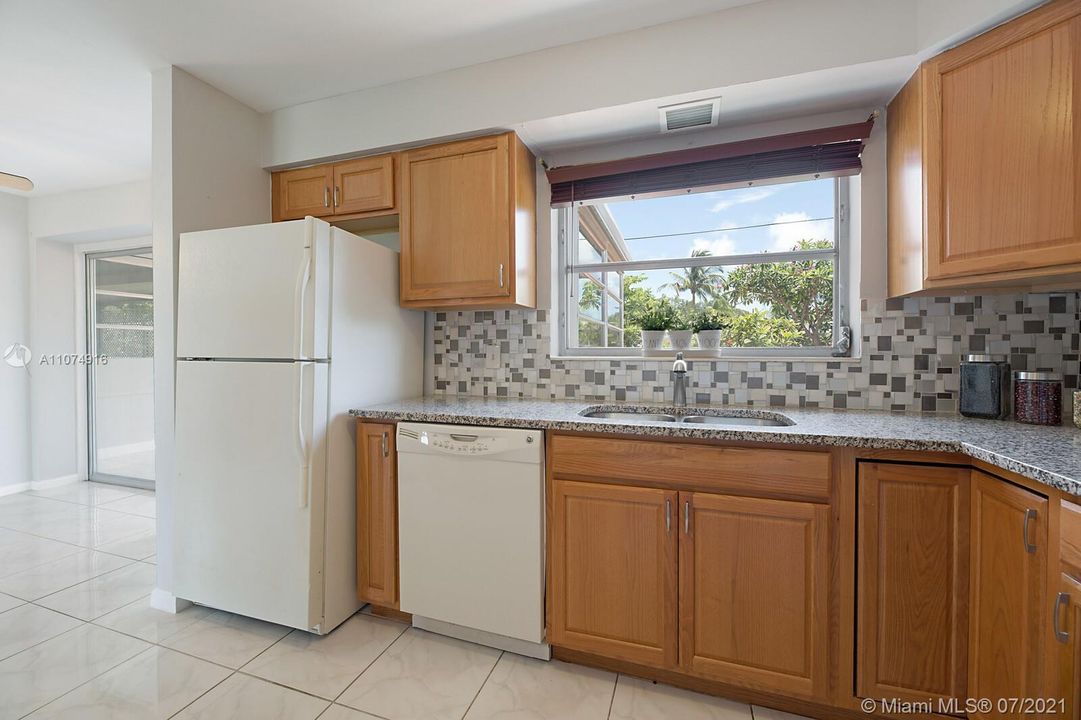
679, 491, 829, 699
548, 479, 678, 669
925, 7, 1081, 280
1054, 573, 1081, 720
333, 155, 395, 216
857, 463, 970, 704
356, 421, 398, 608
273, 165, 333, 221
970, 470, 1048, 717
400, 134, 511, 302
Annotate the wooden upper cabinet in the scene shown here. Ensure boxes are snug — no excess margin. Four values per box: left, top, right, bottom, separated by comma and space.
356, 421, 399, 609
334, 155, 395, 215
856, 462, 970, 705
273, 165, 333, 221
680, 491, 829, 700
969, 470, 1048, 718
548, 479, 678, 669
887, 0, 1081, 296
399, 132, 536, 309
272, 154, 397, 222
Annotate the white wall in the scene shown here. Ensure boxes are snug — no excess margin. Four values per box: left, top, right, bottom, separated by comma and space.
152, 66, 270, 607
28, 180, 152, 242
25, 181, 153, 486
0, 194, 31, 493
267, 0, 916, 167
29, 238, 78, 483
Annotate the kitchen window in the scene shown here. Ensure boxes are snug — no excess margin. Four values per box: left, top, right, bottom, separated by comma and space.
558, 175, 850, 357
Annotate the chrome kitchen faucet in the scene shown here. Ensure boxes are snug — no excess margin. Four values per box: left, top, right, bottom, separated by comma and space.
672, 352, 688, 408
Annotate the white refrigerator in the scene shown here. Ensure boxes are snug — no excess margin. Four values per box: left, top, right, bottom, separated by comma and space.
174, 217, 423, 634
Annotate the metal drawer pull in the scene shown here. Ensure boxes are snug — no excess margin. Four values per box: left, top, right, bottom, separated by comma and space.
1055, 592, 1071, 643
1023, 508, 1037, 553
665, 499, 671, 533
334, 186, 340, 207
381, 432, 388, 458
499, 264, 505, 288
683, 501, 690, 534
323, 187, 329, 208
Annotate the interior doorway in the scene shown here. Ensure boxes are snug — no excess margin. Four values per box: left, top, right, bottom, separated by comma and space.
86, 249, 155, 489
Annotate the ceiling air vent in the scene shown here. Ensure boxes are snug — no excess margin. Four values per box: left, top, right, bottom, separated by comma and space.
660, 98, 720, 133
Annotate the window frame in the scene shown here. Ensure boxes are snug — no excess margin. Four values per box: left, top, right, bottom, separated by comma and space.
557, 175, 851, 358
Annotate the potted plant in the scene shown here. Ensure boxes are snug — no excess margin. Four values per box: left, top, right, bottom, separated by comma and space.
668, 308, 694, 351
692, 307, 728, 353
638, 299, 675, 353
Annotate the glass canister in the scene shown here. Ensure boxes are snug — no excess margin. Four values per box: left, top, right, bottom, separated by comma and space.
959, 355, 1010, 419
1014, 372, 1063, 425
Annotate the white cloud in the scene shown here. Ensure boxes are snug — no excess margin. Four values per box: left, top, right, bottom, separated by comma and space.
767, 211, 832, 252
691, 235, 736, 257
708, 186, 778, 213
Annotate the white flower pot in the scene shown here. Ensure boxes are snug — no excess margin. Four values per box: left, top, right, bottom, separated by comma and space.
697, 329, 723, 351
669, 330, 693, 351
641, 330, 667, 352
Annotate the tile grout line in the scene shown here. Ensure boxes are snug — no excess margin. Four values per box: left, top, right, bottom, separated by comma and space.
459, 649, 504, 720
607, 673, 621, 719
329, 616, 410, 707
12, 625, 151, 720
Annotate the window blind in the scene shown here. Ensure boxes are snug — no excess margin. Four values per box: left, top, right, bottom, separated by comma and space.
548, 120, 873, 206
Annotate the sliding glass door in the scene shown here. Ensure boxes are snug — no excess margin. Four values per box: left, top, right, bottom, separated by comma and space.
87, 249, 155, 488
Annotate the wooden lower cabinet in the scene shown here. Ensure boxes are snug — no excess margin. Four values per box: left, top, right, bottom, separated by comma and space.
355, 421, 399, 608
969, 470, 1048, 718
548, 479, 678, 668
680, 491, 829, 699
856, 462, 970, 704
1054, 573, 1081, 719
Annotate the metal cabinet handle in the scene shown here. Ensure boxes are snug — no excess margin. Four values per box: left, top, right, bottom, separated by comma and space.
499, 263, 505, 288
1055, 592, 1071, 643
381, 431, 389, 458
323, 186, 329, 208
1023, 508, 1038, 554
334, 186, 340, 207
665, 499, 671, 533
683, 501, 691, 534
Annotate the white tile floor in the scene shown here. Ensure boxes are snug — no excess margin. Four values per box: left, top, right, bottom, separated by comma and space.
0, 482, 814, 720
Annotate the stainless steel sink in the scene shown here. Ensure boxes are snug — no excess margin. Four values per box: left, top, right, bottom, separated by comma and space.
580, 408, 793, 427
582, 411, 677, 422
681, 415, 789, 427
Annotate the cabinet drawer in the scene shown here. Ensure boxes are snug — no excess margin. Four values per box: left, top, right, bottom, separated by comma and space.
549, 434, 831, 502
1062, 499, 1081, 575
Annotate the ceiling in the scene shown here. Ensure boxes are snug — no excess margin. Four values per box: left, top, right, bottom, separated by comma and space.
0, 0, 758, 196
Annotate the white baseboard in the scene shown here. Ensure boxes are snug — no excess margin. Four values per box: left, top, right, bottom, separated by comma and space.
0, 483, 31, 498
30, 474, 80, 491
150, 588, 192, 614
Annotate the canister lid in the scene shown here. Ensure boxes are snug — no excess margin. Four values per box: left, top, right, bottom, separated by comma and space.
962, 354, 1007, 364
1014, 371, 1062, 382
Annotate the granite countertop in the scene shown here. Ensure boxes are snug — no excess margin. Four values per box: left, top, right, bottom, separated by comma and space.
350, 397, 1081, 496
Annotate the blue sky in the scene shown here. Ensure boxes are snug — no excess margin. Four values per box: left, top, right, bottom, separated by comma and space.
599, 177, 835, 296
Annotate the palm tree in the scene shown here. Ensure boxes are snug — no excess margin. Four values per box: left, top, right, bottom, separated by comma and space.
664, 249, 723, 306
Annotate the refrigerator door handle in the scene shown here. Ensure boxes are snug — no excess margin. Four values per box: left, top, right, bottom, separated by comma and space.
294, 361, 312, 508
293, 247, 313, 360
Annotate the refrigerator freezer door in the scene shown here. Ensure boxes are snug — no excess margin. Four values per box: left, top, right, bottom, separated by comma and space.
177, 218, 331, 360
175, 359, 328, 631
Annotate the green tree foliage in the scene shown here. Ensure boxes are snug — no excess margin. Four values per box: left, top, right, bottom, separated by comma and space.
722, 239, 834, 346
723, 310, 804, 347
663, 249, 723, 307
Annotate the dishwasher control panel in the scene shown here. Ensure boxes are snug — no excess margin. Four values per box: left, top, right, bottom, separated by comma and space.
397, 423, 543, 462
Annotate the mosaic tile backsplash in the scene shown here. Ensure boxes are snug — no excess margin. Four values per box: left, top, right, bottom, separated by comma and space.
430, 292, 1081, 414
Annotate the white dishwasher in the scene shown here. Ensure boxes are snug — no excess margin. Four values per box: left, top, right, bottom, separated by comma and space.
396, 422, 549, 659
